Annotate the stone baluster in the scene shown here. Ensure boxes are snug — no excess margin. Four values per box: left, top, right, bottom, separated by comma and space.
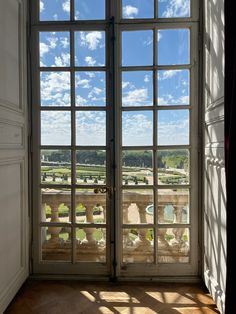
64, 204, 71, 242
158, 205, 167, 243
41, 203, 47, 243
102, 205, 106, 223
173, 205, 183, 224
48, 202, 62, 243
123, 203, 132, 246
173, 205, 185, 244
136, 204, 150, 247
83, 204, 96, 245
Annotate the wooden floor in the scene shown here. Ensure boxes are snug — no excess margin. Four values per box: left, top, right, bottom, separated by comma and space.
5, 280, 220, 314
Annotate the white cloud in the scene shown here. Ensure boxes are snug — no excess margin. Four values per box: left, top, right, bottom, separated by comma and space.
62, 0, 70, 13
40, 0, 44, 13
47, 36, 58, 49
61, 37, 69, 48
41, 111, 71, 145
76, 95, 88, 106
123, 88, 151, 106
122, 81, 134, 89
53, 14, 58, 20
75, 10, 80, 19
144, 36, 153, 46
75, 77, 91, 89
80, 31, 103, 50
88, 87, 103, 99
40, 72, 70, 106
76, 112, 106, 145
144, 75, 150, 83
163, 0, 190, 18
40, 42, 49, 56
85, 56, 96, 66
123, 5, 139, 18
54, 53, 70, 66
158, 94, 189, 105
158, 70, 180, 80
158, 32, 163, 42
158, 97, 169, 106
158, 117, 189, 145
122, 113, 153, 146
85, 72, 96, 78
177, 95, 189, 104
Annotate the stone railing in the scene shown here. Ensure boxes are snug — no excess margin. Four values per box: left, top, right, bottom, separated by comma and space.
41, 189, 189, 263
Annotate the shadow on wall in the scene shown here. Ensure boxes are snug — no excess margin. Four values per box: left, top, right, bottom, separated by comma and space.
204, 0, 226, 312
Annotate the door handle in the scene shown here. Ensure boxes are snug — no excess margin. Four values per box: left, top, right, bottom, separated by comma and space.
94, 187, 113, 199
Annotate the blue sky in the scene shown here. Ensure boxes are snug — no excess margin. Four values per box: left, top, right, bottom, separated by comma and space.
40, 0, 190, 20
39, 0, 190, 147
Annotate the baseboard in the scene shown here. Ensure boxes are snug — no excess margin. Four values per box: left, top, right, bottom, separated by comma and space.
29, 274, 202, 284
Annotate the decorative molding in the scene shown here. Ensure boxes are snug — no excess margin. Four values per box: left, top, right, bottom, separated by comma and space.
0, 98, 22, 115
0, 157, 28, 313
205, 156, 225, 167
0, 119, 24, 149
206, 96, 224, 112
205, 114, 224, 126
0, 0, 26, 115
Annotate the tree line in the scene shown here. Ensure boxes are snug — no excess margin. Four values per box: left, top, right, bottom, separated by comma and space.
42, 150, 188, 170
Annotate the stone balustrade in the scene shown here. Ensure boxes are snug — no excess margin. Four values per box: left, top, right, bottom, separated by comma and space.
41, 189, 189, 263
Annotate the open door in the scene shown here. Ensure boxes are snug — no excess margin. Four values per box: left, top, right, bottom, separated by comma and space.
203, 0, 226, 313
0, 0, 29, 311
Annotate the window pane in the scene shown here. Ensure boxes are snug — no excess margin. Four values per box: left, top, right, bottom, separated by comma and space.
122, 150, 153, 185
158, 110, 189, 145
76, 150, 106, 185
41, 227, 72, 261
122, 71, 153, 107
40, 0, 70, 21
41, 150, 71, 185
123, 228, 154, 263
76, 111, 106, 146
158, 228, 190, 263
40, 32, 70, 67
123, 189, 153, 224
41, 111, 71, 145
157, 149, 190, 185
76, 228, 106, 262
122, 0, 154, 19
75, 31, 105, 66
158, 0, 190, 18
40, 72, 71, 107
75, 72, 106, 107
75, 0, 105, 20
158, 189, 189, 224
122, 111, 153, 146
158, 29, 190, 65
122, 31, 153, 66
41, 188, 71, 223
158, 70, 189, 106
75, 189, 106, 224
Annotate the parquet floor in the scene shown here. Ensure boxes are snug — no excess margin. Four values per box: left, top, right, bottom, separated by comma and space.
5, 280, 220, 314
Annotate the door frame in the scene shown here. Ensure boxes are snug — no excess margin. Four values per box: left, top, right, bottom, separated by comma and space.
30, 0, 200, 279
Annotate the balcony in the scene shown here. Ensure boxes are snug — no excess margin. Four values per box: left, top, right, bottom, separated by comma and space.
41, 189, 189, 264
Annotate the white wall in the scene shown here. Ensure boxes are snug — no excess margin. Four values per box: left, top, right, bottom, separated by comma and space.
203, 0, 226, 313
0, 0, 29, 312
